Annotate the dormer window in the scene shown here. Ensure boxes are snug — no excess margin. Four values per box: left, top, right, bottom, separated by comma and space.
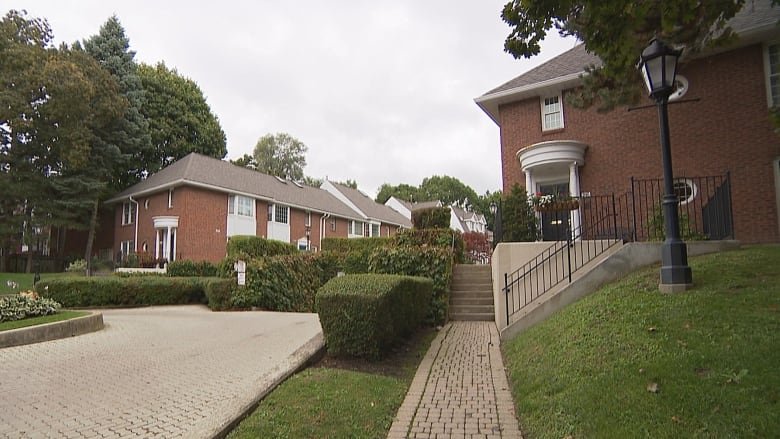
541, 94, 564, 131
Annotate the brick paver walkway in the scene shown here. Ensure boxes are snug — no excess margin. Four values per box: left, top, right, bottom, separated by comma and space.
388, 322, 523, 439
0, 305, 323, 438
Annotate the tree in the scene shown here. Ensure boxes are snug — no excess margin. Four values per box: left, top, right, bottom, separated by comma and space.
138, 62, 227, 172
302, 176, 323, 187
253, 133, 307, 180
375, 183, 422, 204
501, 0, 747, 110
336, 179, 358, 189
419, 175, 480, 209
230, 153, 257, 169
501, 184, 538, 242
83, 15, 152, 187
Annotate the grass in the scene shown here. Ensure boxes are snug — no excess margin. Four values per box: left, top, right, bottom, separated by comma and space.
0, 272, 80, 294
502, 245, 780, 438
0, 310, 89, 332
228, 328, 437, 439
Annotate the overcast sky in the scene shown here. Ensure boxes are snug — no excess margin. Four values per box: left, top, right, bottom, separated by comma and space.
9, 1, 577, 198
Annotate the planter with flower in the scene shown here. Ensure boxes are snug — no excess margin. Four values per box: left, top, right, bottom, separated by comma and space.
529, 192, 580, 212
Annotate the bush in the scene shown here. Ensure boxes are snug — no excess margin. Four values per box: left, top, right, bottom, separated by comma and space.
320, 237, 394, 273
203, 278, 234, 311
65, 259, 87, 273
411, 207, 450, 229
316, 274, 432, 360
36, 277, 212, 307
226, 235, 298, 259
230, 253, 323, 312
0, 292, 61, 322
394, 228, 465, 264
368, 246, 453, 325
167, 259, 218, 277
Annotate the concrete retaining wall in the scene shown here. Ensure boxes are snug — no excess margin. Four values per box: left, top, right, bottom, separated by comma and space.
0, 311, 104, 349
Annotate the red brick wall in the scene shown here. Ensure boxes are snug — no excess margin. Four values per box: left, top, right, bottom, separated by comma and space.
288, 209, 324, 250
498, 43, 780, 243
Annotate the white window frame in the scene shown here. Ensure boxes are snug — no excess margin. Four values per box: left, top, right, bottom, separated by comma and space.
228, 195, 254, 217
305, 211, 311, 227
541, 94, 564, 131
331, 218, 337, 231
370, 223, 380, 237
267, 204, 289, 224
349, 220, 365, 238
122, 202, 135, 225
120, 240, 134, 256
168, 188, 174, 208
764, 42, 780, 108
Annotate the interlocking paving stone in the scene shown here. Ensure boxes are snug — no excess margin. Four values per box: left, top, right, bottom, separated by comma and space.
388, 322, 523, 439
0, 305, 322, 439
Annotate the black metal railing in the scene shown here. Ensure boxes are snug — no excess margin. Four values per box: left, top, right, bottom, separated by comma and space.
502, 173, 733, 326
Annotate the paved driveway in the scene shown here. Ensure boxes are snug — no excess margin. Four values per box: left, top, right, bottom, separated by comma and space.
0, 305, 323, 438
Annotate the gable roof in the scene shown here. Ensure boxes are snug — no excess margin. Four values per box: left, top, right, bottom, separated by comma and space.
475, 0, 780, 123
108, 153, 363, 220
324, 181, 412, 228
409, 200, 443, 211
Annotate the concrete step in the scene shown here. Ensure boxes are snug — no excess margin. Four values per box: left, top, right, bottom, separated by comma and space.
451, 297, 494, 306
450, 291, 492, 299
449, 312, 494, 321
450, 304, 494, 314
451, 286, 493, 294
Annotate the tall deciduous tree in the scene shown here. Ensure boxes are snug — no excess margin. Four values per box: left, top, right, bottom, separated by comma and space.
253, 133, 307, 180
501, 0, 747, 110
138, 62, 226, 172
375, 183, 422, 204
419, 175, 480, 209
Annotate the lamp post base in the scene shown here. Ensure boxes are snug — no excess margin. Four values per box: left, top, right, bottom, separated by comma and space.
659, 240, 692, 293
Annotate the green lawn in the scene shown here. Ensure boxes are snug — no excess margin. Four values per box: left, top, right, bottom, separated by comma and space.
502, 245, 780, 438
228, 330, 436, 439
0, 310, 89, 332
0, 272, 80, 294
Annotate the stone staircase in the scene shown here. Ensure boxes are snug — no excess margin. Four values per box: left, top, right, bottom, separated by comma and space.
449, 264, 494, 321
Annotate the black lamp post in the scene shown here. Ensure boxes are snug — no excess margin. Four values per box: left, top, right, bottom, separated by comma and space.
489, 202, 497, 249
489, 200, 503, 249
305, 225, 311, 251
638, 38, 692, 292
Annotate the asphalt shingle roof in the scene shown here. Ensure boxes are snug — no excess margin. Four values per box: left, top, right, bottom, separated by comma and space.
110, 153, 363, 219
328, 182, 413, 227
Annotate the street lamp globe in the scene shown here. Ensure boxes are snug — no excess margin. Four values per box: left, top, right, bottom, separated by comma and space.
489, 201, 497, 216
639, 38, 683, 100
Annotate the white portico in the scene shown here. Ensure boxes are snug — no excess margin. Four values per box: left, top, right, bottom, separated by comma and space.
153, 216, 178, 262
517, 140, 587, 239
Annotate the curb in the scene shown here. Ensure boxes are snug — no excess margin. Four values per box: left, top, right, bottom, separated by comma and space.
0, 311, 104, 349
196, 330, 327, 439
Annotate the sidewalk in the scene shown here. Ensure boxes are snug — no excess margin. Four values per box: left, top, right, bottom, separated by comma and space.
388, 321, 523, 439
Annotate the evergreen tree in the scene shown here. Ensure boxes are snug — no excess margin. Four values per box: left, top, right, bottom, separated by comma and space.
501, 184, 538, 242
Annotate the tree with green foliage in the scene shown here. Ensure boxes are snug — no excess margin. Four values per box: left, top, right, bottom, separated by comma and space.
138, 62, 226, 173
230, 153, 257, 169
501, 0, 748, 111
501, 184, 538, 242
419, 175, 480, 210
375, 183, 422, 204
253, 132, 307, 180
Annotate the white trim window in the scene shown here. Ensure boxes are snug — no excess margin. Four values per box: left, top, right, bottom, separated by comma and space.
228, 195, 254, 217
541, 94, 564, 131
168, 188, 174, 208
305, 211, 311, 227
268, 204, 289, 224
767, 43, 779, 107
370, 223, 380, 237
349, 220, 365, 238
122, 202, 136, 225
120, 240, 134, 256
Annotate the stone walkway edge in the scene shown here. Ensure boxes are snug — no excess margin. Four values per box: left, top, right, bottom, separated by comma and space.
388, 321, 524, 439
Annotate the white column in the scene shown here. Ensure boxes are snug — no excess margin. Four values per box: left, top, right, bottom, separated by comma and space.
154, 229, 160, 259
171, 228, 177, 261
525, 169, 534, 195
165, 226, 172, 260
569, 162, 581, 240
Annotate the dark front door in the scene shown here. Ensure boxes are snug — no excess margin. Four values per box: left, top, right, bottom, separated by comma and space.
539, 182, 570, 241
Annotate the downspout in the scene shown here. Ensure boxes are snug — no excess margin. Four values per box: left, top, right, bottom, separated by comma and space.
320, 213, 331, 250
129, 196, 139, 253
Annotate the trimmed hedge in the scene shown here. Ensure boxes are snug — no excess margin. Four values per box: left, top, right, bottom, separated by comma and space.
230, 253, 323, 312
394, 228, 465, 263
320, 237, 394, 273
411, 206, 450, 229
316, 274, 432, 360
368, 246, 452, 325
35, 277, 214, 307
204, 278, 234, 311
226, 235, 298, 259
167, 259, 218, 277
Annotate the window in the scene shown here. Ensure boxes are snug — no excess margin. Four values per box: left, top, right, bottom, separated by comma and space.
349, 220, 365, 237
668, 75, 689, 102
122, 202, 136, 225
371, 223, 380, 237
305, 211, 311, 227
274, 205, 289, 224
331, 218, 336, 231
228, 195, 254, 217
768, 43, 779, 106
168, 188, 174, 208
541, 95, 563, 131
673, 179, 697, 205
120, 240, 134, 256
144, 199, 149, 210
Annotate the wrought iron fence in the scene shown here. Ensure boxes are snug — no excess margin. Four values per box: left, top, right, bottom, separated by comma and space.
502, 173, 733, 326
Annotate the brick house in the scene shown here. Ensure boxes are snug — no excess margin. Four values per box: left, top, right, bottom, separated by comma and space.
321, 181, 413, 238
107, 153, 411, 263
384, 197, 488, 234
475, 2, 780, 243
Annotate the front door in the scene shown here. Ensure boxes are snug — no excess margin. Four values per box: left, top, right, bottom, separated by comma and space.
539, 182, 570, 241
